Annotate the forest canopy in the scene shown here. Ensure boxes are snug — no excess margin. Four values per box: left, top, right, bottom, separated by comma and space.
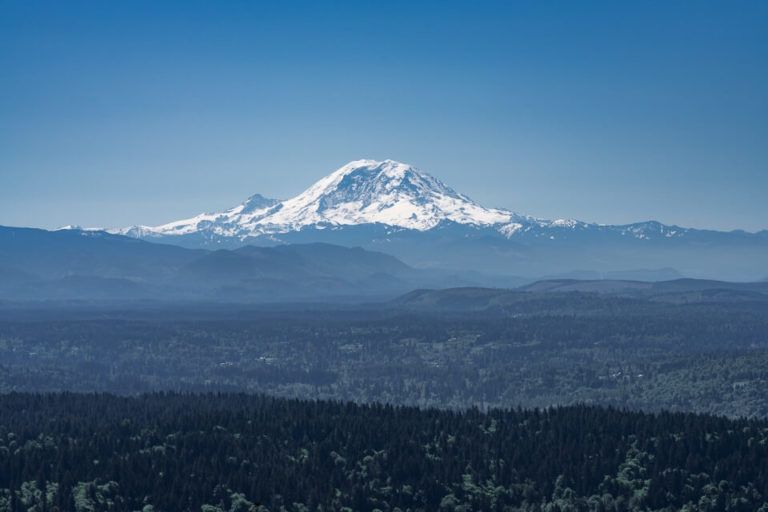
1, 393, 767, 512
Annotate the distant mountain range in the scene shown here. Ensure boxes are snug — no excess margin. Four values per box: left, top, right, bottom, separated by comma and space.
396, 279, 768, 312
104, 159, 767, 281
0, 226, 484, 302
1, 226, 766, 303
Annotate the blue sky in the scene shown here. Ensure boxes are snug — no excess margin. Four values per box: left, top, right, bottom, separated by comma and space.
1, 1, 766, 231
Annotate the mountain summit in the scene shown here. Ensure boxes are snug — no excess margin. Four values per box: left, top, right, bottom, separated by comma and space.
112, 159, 767, 280
256, 159, 513, 231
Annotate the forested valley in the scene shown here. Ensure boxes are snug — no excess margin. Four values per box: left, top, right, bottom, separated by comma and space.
0, 294, 766, 417
2, 292, 768, 510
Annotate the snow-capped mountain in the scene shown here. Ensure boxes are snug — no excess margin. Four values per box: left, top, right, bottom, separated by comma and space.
115, 159, 666, 241
110, 159, 767, 280
117, 159, 518, 239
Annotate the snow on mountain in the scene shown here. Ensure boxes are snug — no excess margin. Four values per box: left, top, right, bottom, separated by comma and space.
115, 193, 280, 239
112, 159, 691, 242
115, 159, 535, 239
57, 225, 105, 232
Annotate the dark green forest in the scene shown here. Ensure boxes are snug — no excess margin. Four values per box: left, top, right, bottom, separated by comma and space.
1, 393, 767, 511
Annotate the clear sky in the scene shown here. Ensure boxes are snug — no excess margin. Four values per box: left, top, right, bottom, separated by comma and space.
1, 1, 766, 231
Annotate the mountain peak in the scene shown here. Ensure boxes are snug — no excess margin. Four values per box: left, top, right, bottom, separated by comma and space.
309, 159, 461, 206
262, 159, 512, 231
312, 159, 443, 198
239, 193, 279, 214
